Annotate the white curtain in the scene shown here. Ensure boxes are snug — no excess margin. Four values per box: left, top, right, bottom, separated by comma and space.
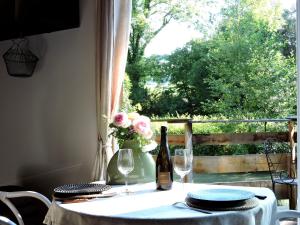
91, 0, 132, 181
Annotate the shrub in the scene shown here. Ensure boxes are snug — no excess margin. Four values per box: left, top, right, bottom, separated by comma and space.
151, 115, 289, 156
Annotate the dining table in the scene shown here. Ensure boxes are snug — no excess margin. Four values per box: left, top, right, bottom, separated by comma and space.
44, 182, 277, 225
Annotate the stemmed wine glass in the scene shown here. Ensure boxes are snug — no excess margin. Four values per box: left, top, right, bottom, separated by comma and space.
174, 148, 193, 190
117, 148, 134, 193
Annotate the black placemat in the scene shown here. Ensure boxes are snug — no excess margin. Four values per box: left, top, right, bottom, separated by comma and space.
53, 183, 111, 198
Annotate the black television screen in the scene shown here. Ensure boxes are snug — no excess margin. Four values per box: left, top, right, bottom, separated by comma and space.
0, 0, 80, 41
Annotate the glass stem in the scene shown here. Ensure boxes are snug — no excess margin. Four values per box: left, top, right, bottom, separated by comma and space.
125, 175, 128, 192
181, 176, 185, 191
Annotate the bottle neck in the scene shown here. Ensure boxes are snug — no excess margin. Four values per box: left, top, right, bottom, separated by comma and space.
160, 131, 169, 156
160, 130, 167, 144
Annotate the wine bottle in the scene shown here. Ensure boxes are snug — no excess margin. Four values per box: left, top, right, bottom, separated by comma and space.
156, 126, 173, 190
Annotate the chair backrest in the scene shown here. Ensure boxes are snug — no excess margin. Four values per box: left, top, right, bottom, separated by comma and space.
0, 187, 51, 225
264, 139, 291, 181
0, 216, 16, 225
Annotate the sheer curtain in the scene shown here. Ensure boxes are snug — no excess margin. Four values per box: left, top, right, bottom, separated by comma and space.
92, 0, 132, 181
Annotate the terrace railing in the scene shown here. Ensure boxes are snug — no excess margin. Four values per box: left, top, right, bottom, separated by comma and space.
152, 117, 297, 208
152, 118, 296, 149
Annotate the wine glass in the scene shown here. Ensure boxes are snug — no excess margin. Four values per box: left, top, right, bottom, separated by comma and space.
174, 148, 193, 190
117, 148, 134, 193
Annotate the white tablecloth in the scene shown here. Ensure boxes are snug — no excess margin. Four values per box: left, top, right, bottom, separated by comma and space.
44, 182, 277, 225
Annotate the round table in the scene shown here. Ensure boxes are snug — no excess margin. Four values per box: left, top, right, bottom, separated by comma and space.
44, 182, 277, 225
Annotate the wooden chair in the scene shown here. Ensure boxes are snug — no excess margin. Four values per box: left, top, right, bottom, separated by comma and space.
264, 139, 297, 196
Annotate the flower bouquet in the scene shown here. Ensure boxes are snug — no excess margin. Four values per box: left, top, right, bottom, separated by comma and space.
106, 112, 157, 184
109, 112, 157, 152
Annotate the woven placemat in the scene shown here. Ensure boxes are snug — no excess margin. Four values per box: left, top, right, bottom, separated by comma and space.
53, 183, 111, 198
185, 197, 259, 211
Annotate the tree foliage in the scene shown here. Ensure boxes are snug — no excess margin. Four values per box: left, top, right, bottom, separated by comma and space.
278, 8, 296, 57
128, 0, 211, 64
124, 0, 296, 119
127, 0, 212, 105
140, 41, 214, 115
204, 0, 296, 118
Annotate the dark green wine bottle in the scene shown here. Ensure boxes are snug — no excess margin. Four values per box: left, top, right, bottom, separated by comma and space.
156, 126, 173, 190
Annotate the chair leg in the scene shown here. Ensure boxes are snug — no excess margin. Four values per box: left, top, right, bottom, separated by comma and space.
272, 183, 279, 205
288, 185, 297, 210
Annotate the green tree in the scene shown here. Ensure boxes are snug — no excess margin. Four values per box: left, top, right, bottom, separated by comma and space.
127, 0, 212, 106
154, 40, 213, 115
204, 0, 296, 117
130, 0, 296, 118
132, 43, 214, 116
144, 0, 296, 118
120, 74, 134, 112
278, 9, 296, 57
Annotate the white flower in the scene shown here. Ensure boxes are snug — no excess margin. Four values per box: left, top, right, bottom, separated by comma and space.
142, 140, 158, 152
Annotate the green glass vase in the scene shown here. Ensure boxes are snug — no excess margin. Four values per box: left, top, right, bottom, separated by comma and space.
106, 139, 155, 185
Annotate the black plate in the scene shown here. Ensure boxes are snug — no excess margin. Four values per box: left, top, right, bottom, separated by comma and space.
185, 196, 258, 211
53, 183, 111, 198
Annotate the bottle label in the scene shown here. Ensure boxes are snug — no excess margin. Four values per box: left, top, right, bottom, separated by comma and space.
158, 171, 171, 185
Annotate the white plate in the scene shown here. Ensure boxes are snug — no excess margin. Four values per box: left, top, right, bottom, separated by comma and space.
187, 188, 255, 202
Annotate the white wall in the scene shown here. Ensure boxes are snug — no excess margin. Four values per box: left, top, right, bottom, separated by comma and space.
0, 0, 97, 196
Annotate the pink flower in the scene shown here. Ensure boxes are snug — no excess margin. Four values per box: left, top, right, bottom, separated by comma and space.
144, 129, 153, 139
113, 112, 130, 128
132, 116, 151, 137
